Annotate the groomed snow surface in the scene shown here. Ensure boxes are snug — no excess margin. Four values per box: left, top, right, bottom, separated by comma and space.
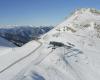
0, 8, 100, 80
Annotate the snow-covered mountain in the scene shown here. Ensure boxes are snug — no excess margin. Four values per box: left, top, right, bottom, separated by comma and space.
0, 37, 16, 47
0, 37, 16, 58
0, 8, 100, 80
0, 26, 53, 46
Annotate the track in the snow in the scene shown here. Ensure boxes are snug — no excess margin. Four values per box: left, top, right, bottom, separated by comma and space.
0, 40, 42, 73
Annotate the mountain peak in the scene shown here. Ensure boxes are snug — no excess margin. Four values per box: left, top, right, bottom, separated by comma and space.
74, 8, 100, 15
56, 8, 100, 30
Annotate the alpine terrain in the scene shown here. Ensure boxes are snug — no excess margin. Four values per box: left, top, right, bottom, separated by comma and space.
0, 8, 100, 80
